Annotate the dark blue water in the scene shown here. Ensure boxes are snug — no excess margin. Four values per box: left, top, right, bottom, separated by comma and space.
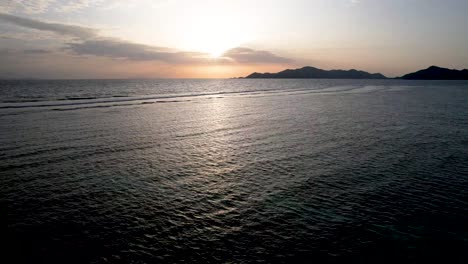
1, 79, 467, 263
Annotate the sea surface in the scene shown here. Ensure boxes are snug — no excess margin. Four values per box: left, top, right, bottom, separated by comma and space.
1, 79, 467, 263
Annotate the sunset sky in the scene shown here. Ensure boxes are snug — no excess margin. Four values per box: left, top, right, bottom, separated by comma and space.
1, 0, 467, 78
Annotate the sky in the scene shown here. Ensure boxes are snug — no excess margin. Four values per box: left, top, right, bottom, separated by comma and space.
0, 0, 467, 78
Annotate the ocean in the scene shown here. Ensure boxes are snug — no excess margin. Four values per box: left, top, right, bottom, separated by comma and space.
1, 79, 467, 263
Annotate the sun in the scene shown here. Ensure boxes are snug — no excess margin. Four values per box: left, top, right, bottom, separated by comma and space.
177, 6, 253, 58
184, 17, 250, 57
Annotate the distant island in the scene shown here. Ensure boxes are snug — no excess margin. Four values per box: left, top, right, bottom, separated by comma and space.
242, 66, 468, 80
399, 66, 468, 80
244, 66, 387, 79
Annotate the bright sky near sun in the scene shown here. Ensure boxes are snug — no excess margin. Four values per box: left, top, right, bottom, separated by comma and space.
0, 0, 467, 78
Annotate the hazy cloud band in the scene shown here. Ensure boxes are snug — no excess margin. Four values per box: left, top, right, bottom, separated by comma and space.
0, 12, 97, 38
0, 13, 292, 65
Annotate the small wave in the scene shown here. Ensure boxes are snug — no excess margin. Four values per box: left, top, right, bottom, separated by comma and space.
51, 103, 136, 111
386, 86, 415, 92
1, 99, 44, 103
141, 100, 191, 105
0, 84, 392, 113
0, 85, 343, 110
49, 99, 194, 112
344, 86, 385, 93
59, 97, 98, 101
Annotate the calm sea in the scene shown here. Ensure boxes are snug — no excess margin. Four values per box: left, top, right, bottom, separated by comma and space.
1, 79, 467, 263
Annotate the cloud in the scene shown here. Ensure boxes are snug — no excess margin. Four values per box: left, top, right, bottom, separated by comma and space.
0, 13, 293, 65
0, 12, 97, 39
222, 47, 292, 64
24, 49, 52, 54
0, 48, 54, 55
0, 0, 56, 14
66, 40, 293, 65
65, 39, 228, 64
55, 0, 92, 13
0, 0, 145, 14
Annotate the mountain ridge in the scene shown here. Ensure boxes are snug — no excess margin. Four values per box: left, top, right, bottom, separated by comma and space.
242, 66, 468, 80
244, 66, 387, 79
398, 66, 468, 80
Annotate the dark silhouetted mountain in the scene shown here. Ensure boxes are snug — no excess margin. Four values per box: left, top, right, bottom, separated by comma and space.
400, 66, 468, 80
244, 66, 387, 79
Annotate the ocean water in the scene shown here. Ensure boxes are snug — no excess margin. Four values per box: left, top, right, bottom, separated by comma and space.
1, 79, 467, 263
